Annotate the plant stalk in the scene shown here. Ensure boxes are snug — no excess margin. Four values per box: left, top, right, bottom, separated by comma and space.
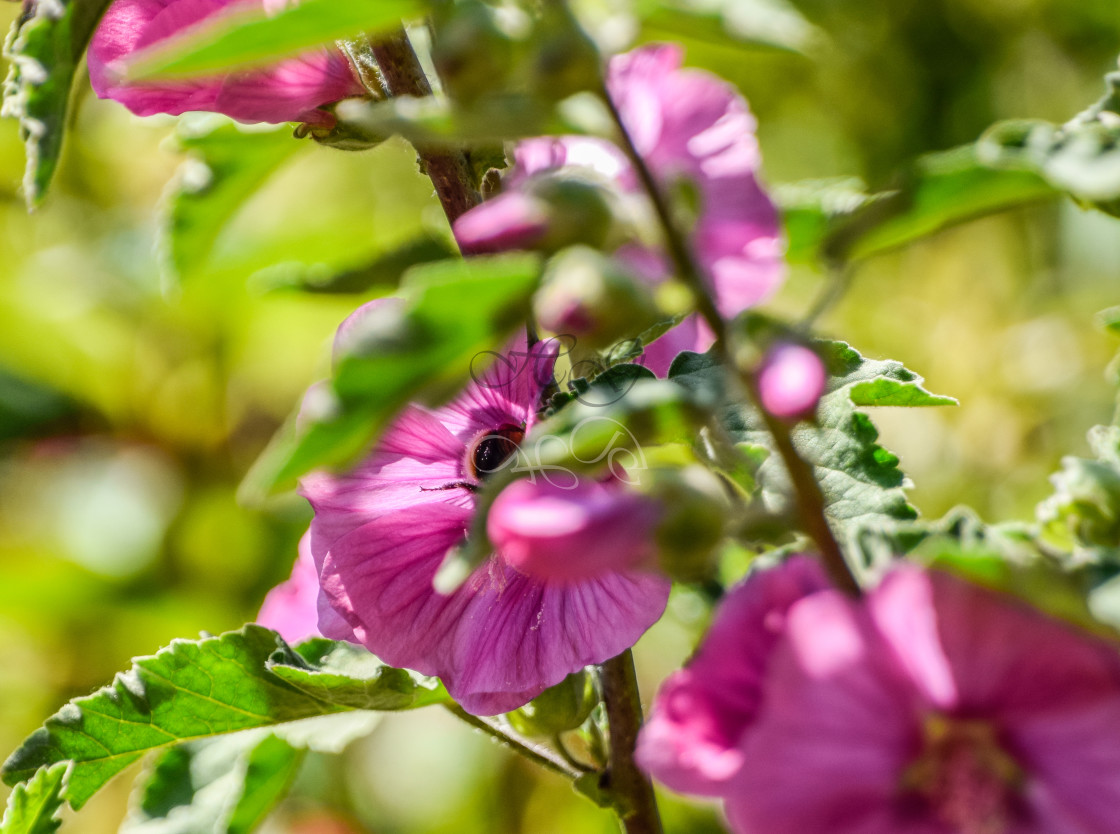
600, 651, 663, 834
444, 704, 582, 780
601, 85, 861, 597
370, 28, 481, 224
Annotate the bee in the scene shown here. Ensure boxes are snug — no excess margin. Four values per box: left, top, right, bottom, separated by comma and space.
422, 422, 525, 494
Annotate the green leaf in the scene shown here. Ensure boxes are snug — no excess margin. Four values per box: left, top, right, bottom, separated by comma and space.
267, 639, 449, 710
2, 0, 115, 206
670, 341, 955, 536
778, 145, 1057, 267
0, 763, 68, 834
125, 0, 422, 81
1038, 425, 1120, 564
0, 626, 345, 809
637, 0, 818, 54
122, 732, 302, 834
240, 253, 540, 499
162, 122, 304, 282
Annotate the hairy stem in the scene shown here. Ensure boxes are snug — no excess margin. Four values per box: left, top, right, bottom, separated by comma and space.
444, 704, 582, 780
600, 651, 663, 834
370, 28, 481, 224
602, 85, 861, 597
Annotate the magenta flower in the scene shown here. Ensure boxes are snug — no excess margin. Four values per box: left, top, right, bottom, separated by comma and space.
487, 477, 661, 583
452, 44, 784, 373
756, 342, 827, 420
257, 533, 322, 645
89, 0, 365, 124
301, 302, 670, 715
639, 560, 1120, 834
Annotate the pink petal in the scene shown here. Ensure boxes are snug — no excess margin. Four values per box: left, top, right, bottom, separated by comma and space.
452, 191, 550, 255
726, 590, 923, 834
257, 532, 322, 645
637, 557, 830, 796
314, 503, 669, 714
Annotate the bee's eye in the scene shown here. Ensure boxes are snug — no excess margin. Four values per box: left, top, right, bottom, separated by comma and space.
468, 424, 525, 480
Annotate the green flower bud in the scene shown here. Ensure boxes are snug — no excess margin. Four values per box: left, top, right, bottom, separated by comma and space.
431, 0, 514, 103
525, 174, 618, 253
528, 6, 602, 100
649, 466, 731, 583
506, 670, 597, 737
534, 246, 662, 350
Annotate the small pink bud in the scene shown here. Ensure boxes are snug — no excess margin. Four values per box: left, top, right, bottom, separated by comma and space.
488, 478, 659, 582
453, 191, 551, 255
757, 343, 826, 420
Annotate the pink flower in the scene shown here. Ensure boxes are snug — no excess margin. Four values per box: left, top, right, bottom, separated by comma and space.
301, 302, 670, 715
639, 560, 1120, 834
89, 0, 365, 124
256, 533, 322, 645
452, 44, 784, 374
487, 477, 660, 582
756, 342, 827, 420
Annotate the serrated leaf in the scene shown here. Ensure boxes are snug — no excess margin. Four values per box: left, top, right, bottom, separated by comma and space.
267, 639, 449, 710
1038, 425, 1120, 564
0, 626, 345, 809
670, 341, 955, 537
125, 0, 422, 81
240, 253, 540, 499
162, 123, 304, 283
2, 0, 115, 206
0, 763, 67, 834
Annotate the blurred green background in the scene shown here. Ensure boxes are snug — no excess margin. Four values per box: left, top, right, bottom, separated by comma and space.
1, 0, 1118, 831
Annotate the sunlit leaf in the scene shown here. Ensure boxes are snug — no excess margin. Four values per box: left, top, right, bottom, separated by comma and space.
2, 0, 115, 206
125, 0, 422, 80
638, 0, 818, 54
0, 763, 67, 834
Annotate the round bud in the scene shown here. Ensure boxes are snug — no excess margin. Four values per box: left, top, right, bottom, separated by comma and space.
430, 0, 514, 103
534, 246, 662, 350
507, 670, 597, 737
649, 466, 730, 583
757, 342, 827, 421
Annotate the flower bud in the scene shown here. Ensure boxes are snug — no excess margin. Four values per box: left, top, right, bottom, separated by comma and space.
528, 5, 602, 100
431, 0, 514, 103
648, 466, 730, 583
452, 191, 551, 255
507, 670, 597, 737
488, 477, 659, 582
756, 343, 827, 421
534, 246, 662, 350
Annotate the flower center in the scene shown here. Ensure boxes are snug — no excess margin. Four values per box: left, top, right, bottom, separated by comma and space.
467, 423, 525, 480
901, 715, 1024, 834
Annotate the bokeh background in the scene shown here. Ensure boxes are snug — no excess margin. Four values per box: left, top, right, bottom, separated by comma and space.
1, 0, 1118, 831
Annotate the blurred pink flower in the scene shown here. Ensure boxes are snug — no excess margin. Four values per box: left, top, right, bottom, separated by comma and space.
756, 342, 827, 420
257, 533, 322, 645
301, 301, 670, 715
88, 0, 365, 124
639, 561, 1120, 834
487, 476, 660, 582
453, 44, 784, 374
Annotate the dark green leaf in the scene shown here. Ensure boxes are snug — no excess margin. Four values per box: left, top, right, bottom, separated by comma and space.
2, 0, 115, 206
125, 0, 422, 80
1, 626, 344, 809
224, 735, 302, 834
268, 639, 449, 710
0, 763, 67, 834
240, 253, 540, 499
162, 123, 304, 282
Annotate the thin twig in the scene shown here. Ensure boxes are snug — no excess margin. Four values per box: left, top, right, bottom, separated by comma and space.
444, 704, 582, 780
370, 28, 481, 224
600, 651, 663, 834
601, 83, 861, 597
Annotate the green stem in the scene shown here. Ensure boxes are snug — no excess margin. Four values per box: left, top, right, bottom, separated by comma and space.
444, 704, 582, 780
599, 651, 663, 834
602, 83, 861, 597
370, 28, 481, 224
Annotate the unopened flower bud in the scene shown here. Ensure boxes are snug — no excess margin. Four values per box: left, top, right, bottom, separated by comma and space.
453, 191, 551, 255
488, 477, 660, 582
649, 466, 730, 583
534, 246, 661, 349
528, 6, 602, 100
756, 343, 827, 421
507, 670, 597, 737
431, 0, 514, 103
